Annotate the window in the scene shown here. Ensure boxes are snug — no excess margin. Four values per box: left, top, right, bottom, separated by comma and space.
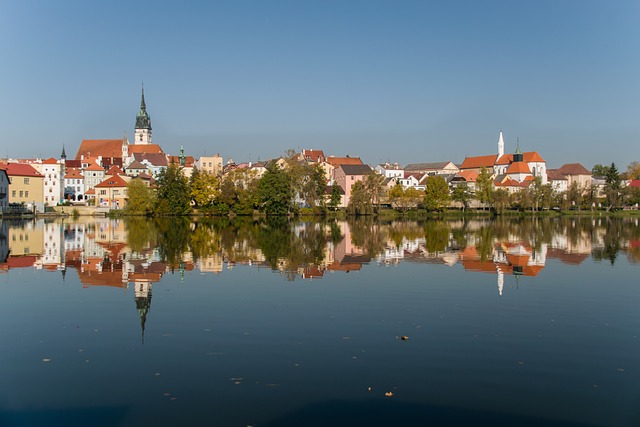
24, 178, 30, 184
25, 191, 29, 197
12, 190, 16, 197
100, 190, 106, 195
19, 190, 23, 197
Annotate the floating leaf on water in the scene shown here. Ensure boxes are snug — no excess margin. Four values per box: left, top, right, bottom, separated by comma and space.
42, 358, 51, 362
154, 373, 161, 376
398, 335, 409, 341
368, 387, 372, 392
385, 391, 394, 397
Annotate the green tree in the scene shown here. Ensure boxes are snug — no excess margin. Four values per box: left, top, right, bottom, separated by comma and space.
329, 184, 342, 210
220, 168, 259, 214
125, 178, 155, 215
475, 167, 494, 210
591, 164, 610, 177
257, 164, 293, 215
154, 164, 192, 215
423, 176, 450, 212
604, 162, 621, 211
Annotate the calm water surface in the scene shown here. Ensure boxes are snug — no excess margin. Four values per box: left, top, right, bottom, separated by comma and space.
0, 216, 638, 427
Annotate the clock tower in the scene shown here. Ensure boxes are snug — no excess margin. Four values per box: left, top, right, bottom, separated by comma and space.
134, 85, 152, 145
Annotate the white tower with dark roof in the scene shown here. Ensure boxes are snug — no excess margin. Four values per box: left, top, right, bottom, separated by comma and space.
134, 86, 152, 145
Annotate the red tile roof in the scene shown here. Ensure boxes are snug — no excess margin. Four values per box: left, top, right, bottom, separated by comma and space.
506, 161, 531, 174
302, 149, 325, 162
43, 157, 59, 164
558, 163, 591, 176
630, 179, 640, 188
4, 163, 43, 177
95, 175, 129, 188
546, 169, 568, 181
325, 156, 364, 167
456, 170, 478, 182
75, 139, 123, 160
105, 165, 124, 176
129, 144, 164, 155
460, 155, 497, 169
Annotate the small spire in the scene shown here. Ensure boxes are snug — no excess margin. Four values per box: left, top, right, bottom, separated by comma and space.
61, 145, 66, 159
140, 83, 146, 110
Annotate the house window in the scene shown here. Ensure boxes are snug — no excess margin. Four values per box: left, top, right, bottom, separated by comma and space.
25, 191, 29, 198
12, 190, 16, 197
19, 191, 23, 197
100, 190, 106, 195
24, 178, 30, 184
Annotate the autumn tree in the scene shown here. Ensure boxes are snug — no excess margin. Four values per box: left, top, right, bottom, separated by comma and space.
190, 167, 220, 209
347, 181, 373, 215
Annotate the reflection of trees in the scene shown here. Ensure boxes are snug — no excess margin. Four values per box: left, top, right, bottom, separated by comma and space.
256, 218, 326, 275
125, 218, 157, 253
120, 215, 639, 277
155, 217, 191, 268
347, 217, 387, 258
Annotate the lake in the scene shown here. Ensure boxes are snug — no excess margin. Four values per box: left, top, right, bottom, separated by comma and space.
0, 216, 638, 426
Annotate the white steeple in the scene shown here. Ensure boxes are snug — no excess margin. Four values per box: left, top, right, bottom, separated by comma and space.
497, 131, 505, 158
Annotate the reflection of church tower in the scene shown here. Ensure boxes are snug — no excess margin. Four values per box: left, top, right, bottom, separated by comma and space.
134, 86, 152, 145
134, 282, 153, 343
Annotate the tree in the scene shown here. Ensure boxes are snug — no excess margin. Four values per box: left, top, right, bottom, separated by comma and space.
423, 176, 450, 212
301, 164, 327, 211
220, 168, 259, 214
154, 164, 192, 215
190, 167, 220, 209
329, 184, 342, 210
493, 188, 511, 214
451, 183, 472, 211
388, 184, 422, 213
364, 172, 386, 212
347, 181, 373, 215
125, 178, 155, 215
604, 162, 622, 211
625, 161, 640, 180
475, 167, 494, 210
257, 164, 293, 215
591, 164, 609, 177
566, 182, 583, 211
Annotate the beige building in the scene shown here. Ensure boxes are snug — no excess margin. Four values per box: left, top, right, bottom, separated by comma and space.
5, 163, 45, 212
195, 155, 223, 177
94, 175, 130, 209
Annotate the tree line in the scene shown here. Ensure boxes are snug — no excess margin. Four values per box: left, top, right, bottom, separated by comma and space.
124, 158, 640, 216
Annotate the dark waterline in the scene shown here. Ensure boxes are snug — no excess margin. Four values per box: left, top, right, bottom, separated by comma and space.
0, 217, 638, 426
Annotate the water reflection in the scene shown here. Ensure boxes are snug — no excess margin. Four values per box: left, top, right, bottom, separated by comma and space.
1, 217, 639, 282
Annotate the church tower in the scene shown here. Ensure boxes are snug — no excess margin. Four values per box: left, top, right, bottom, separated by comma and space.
497, 131, 505, 158
134, 86, 152, 145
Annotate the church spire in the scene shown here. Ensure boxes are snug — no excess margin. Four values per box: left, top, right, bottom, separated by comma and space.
134, 85, 152, 144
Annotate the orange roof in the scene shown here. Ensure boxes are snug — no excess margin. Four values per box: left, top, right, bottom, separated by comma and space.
302, 149, 325, 162
5, 163, 43, 177
460, 155, 497, 170
496, 152, 545, 165
95, 175, 129, 188
75, 139, 123, 160
85, 163, 105, 171
43, 157, 59, 164
64, 168, 84, 179
457, 170, 478, 182
506, 161, 531, 174
325, 156, 363, 167
128, 144, 164, 155
85, 188, 95, 195
167, 155, 195, 167
105, 165, 124, 176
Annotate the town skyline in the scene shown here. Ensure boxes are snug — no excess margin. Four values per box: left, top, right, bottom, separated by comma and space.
1, 1, 638, 169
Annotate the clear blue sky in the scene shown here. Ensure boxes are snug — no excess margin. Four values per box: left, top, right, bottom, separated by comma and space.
1, 0, 638, 169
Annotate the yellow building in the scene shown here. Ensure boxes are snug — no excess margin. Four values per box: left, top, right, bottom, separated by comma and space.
5, 163, 45, 212
94, 174, 130, 209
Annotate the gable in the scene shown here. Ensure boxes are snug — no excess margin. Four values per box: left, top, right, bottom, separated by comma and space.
76, 139, 123, 160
